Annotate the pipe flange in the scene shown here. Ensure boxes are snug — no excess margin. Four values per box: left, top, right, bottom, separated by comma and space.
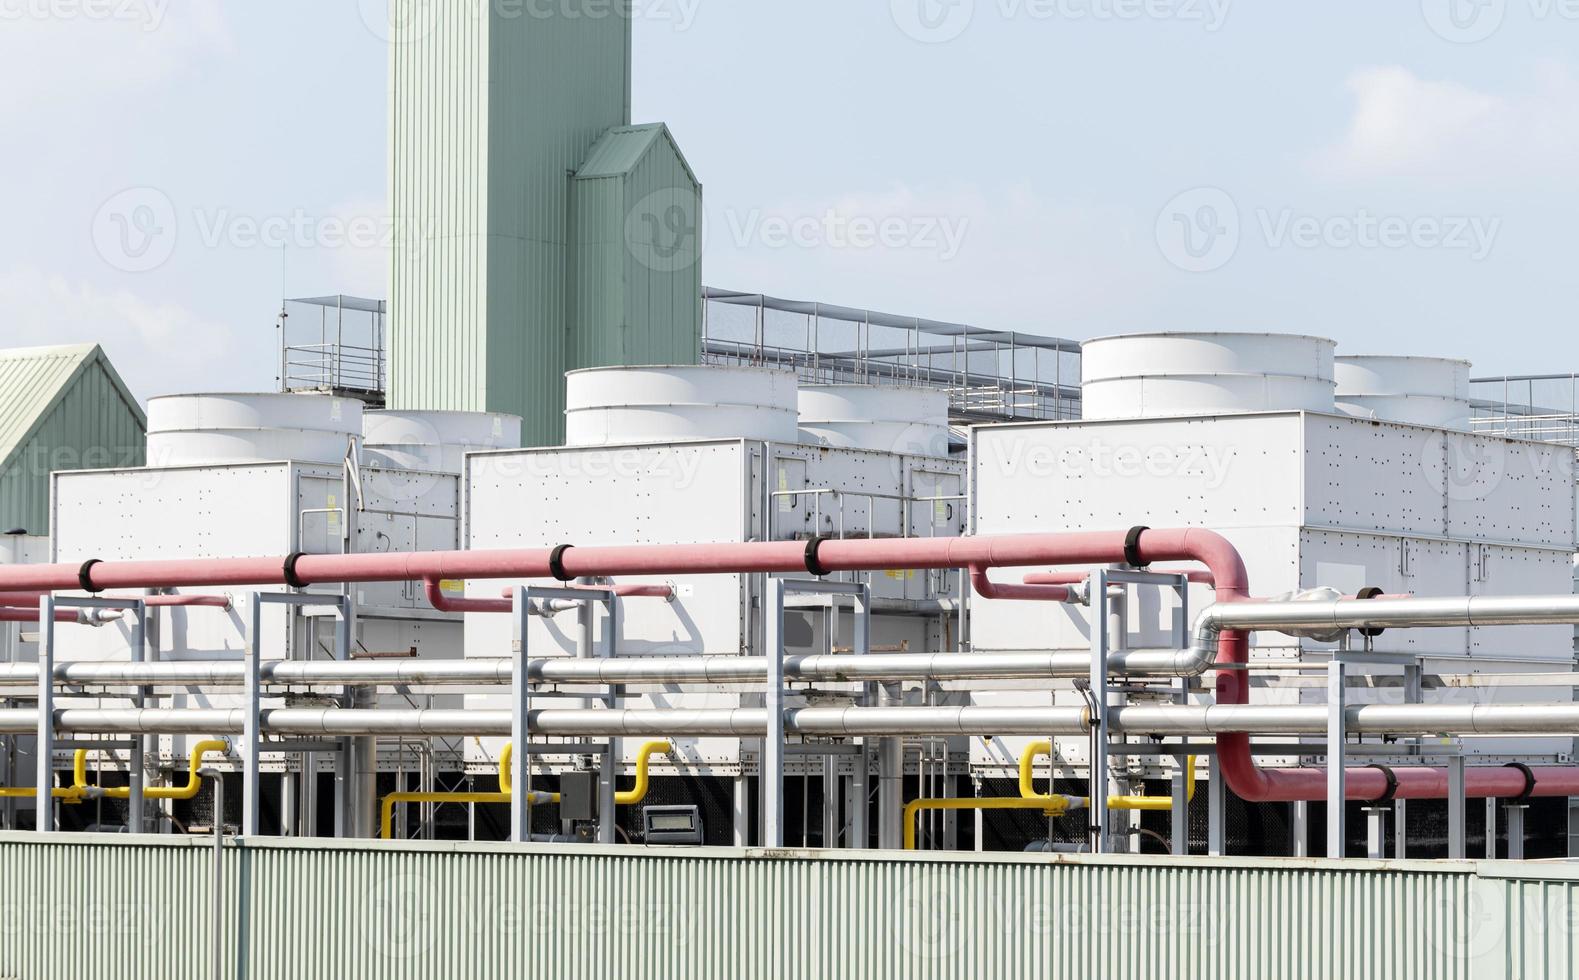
1124, 526, 1150, 569
1367, 763, 1400, 804
1355, 587, 1386, 637
1505, 762, 1537, 803
282, 552, 310, 590
548, 544, 575, 583
77, 559, 103, 594
804, 536, 831, 578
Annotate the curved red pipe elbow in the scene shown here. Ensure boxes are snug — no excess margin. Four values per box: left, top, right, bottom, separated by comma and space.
970, 567, 1075, 603
428, 579, 676, 614
425, 579, 513, 614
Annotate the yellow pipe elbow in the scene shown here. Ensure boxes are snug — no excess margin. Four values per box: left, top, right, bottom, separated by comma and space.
1018, 740, 1052, 800
903, 796, 1070, 851
381, 791, 512, 839
0, 751, 88, 802
101, 739, 229, 801
382, 740, 672, 840
615, 741, 672, 806
1018, 741, 1196, 813
4, 742, 229, 806
497, 743, 560, 803
1106, 757, 1197, 811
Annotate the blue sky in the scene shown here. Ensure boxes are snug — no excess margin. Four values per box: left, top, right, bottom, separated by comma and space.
1, 0, 1574, 402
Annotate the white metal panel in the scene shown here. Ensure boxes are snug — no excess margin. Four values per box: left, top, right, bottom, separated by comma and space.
464, 442, 752, 661
1441, 432, 1575, 547
972, 415, 1306, 534
1301, 415, 1449, 537
1469, 543, 1575, 662
1299, 529, 1470, 657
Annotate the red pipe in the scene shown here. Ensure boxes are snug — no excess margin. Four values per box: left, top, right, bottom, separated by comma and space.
0, 607, 79, 624
0, 593, 231, 611
425, 579, 513, 614
0, 531, 1250, 593
605, 584, 676, 599
3, 528, 1576, 801
424, 579, 676, 614
1212, 628, 1579, 800
970, 567, 1076, 603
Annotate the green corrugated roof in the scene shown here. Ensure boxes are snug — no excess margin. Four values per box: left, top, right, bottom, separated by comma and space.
576, 123, 698, 184
0, 344, 144, 475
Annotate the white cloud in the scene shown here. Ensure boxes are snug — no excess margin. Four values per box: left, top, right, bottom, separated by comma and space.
0, 266, 242, 402
0, 1, 234, 122
1318, 64, 1579, 183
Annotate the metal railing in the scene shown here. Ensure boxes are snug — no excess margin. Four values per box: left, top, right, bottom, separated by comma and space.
278, 295, 387, 405
1470, 373, 1579, 447
704, 288, 1083, 425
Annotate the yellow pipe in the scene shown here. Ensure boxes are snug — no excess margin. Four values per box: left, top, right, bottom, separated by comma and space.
380, 740, 674, 839
99, 740, 229, 801
904, 796, 1073, 851
615, 740, 669, 805
1018, 740, 1196, 812
381, 791, 511, 840
0, 740, 228, 804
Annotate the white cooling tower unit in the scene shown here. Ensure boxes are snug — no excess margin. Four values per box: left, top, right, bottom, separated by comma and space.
1335, 356, 1473, 430
1081, 332, 1337, 420
564, 365, 800, 446
363, 411, 523, 473
145, 393, 362, 467
797, 385, 951, 456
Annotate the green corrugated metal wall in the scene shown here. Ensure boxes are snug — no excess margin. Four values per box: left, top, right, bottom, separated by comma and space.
386, 5, 490, 416
0, 347, 144, 534
2, 833, 1573, 979
570, 125, 703, 372
388, 2, 697, 447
